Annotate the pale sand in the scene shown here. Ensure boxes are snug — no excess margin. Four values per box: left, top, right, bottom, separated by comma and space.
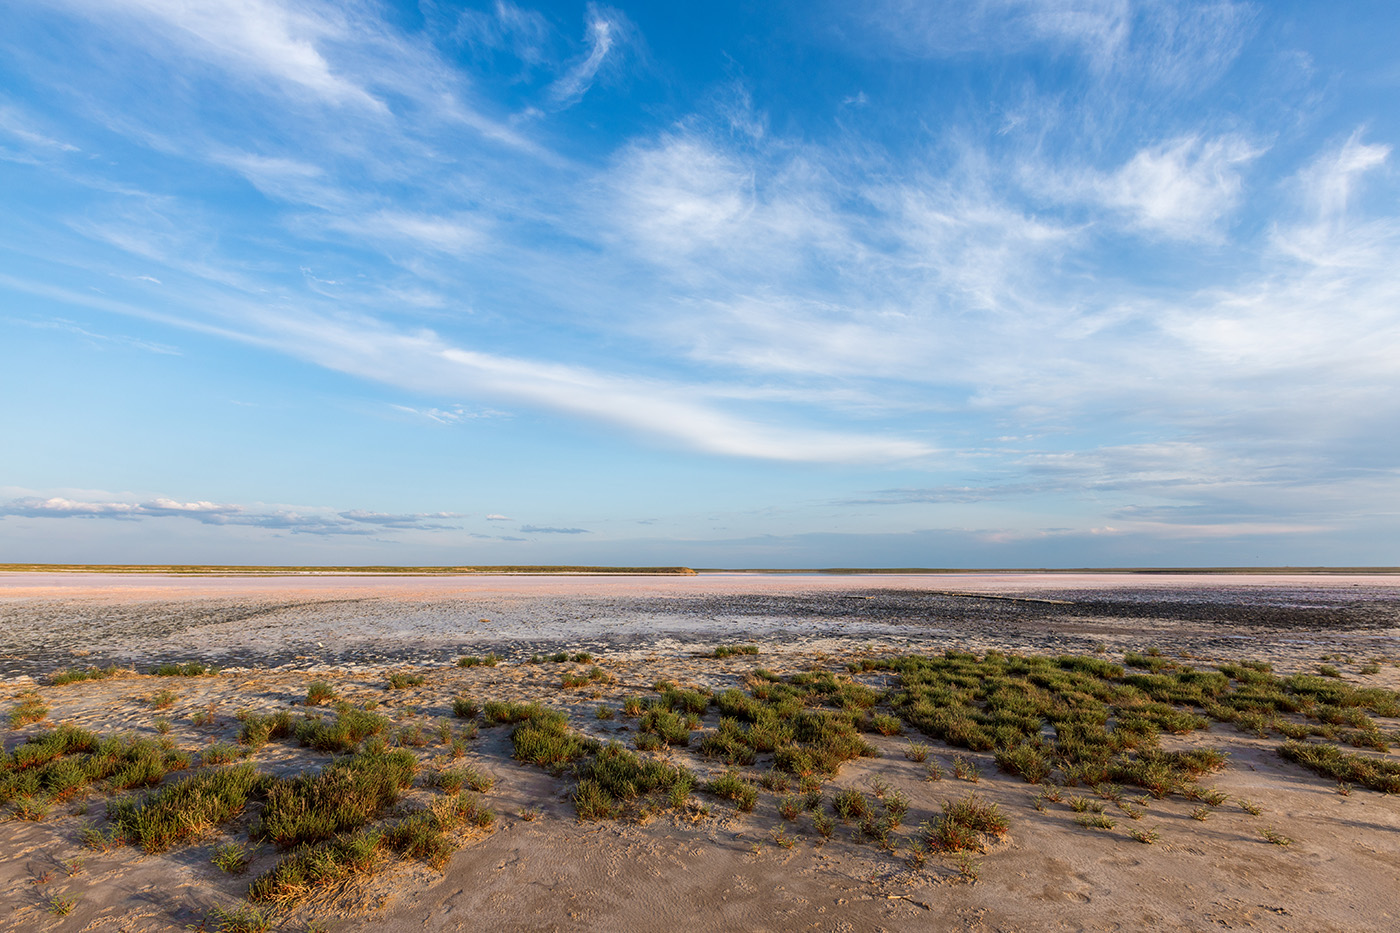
2, 573, 1399, 932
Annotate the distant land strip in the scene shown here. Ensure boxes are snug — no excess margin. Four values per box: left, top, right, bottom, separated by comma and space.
701, 567, 1400, 575
1, 564, 1398, 575
0, 564, 700, 575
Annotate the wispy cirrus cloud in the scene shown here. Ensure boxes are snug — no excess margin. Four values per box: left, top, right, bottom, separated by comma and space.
548, 4, 632, 107
453, 0, 554, 67
62, 0, 383, 109
10, 317, 180, 355
839, 0, 1253, 90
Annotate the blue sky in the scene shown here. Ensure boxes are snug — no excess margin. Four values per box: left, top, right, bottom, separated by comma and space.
1, 0, 1397, 567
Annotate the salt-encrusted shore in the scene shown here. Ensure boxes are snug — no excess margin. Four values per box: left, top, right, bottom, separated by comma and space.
2, 573, 1398, 932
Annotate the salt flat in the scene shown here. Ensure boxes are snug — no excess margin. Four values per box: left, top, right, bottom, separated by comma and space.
2, 573, 1399, 932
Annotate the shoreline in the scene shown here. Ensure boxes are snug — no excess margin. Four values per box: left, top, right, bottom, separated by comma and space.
4, 573, 1400, 682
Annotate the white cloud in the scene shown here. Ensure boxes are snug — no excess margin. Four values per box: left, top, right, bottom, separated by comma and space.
211, 150, 345, 210
548, 4, 629, 106
1094, 135, 1262, 239
390, 404, 504, 424
454, 0, 553, 66
0, 494, 466, 536
12, 317, 180, 355
1275, 131, 1392, 266
845, 0, 1252, 89
0, 105, 81, 152
69, 0, 381, 109
319, 210, 486, 256
0, 496, 237, 521
612, 136, 755, 259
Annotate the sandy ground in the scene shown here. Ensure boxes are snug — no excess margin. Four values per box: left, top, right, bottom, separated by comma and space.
2, 573, 1399, 932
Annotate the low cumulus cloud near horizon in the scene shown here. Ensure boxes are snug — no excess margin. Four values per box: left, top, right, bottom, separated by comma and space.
0, 495, 465, 538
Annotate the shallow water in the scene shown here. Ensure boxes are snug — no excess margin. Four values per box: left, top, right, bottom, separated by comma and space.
2, 572, 1398, 678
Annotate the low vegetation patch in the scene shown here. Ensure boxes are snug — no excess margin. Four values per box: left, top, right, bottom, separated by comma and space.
562, 666, 612, 689
293, 706, 390, 753
706, 770, 758, 811
1, 725, 191, 814
9, 692, 49, 727
247, 830, 382, 907
50, 665, 127, 685
253, 748, 417, 848
12, 643, 1393, 918
573, 743, 694, 819
249, 791, 494, 908
510, 706, 593, 766
1278, 740, 1400, 793
237, 710, 293, 748
108, 764, 268, 852
484, 700, 548, 725
706, 645, 760, 659
926, 794, 1009, 852
150, 662, 214, 676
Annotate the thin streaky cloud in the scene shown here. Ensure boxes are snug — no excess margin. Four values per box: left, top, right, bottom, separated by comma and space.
548, 4, 626, 106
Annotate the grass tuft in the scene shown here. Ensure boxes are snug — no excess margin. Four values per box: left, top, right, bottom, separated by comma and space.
1278, 740, 1400, 793
706, 645, 760, 659
926, 794, 1008, 852
50, 665, 126, 686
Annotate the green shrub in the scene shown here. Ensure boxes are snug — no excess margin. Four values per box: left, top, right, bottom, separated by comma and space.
238, 711, 292, 748
50, 665, 126, 685
706, 771, 757, 811
483, 700, 547, 725
293, 707, 390, 753
248, 831, 382, 907
562, 666, 612, 689
572, 743, 694, 819
1279, 740, 1400, 793
994, 742, 1052, 783
708, 645, 760, 659
201, 743, 243, 766
108, 763, 268, 853
638, 707, 697, 746
252, 749, 416, 848
573, 780, 619, 819
927, 794, 1008, 852
8, 694, 49, 728
212, 841, 250, 873
510, 708, 588, 766
150, 662, 213, 676
831, 787, 870, 820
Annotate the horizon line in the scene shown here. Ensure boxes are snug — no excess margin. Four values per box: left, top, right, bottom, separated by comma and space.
2, 564, 1398, 576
